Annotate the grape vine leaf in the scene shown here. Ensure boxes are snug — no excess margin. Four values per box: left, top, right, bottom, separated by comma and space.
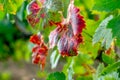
45, 0, 63, 12
93, 15, 113, 50
107, 15, 120, 39
93, 0, 120, 12
27, 0, 63, 27
98, 72, 120, 80
93, 63, 104, 80
47, 72, 66, 80
102, 53, 115, 64
67, 59, 74, 80
101, 60, 120, 75
50, 50, 61, 69
2, 0, 23, 14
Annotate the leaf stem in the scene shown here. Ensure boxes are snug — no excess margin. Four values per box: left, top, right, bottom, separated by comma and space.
83, 31, 93, 38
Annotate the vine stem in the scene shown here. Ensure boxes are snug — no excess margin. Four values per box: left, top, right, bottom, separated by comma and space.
83, 31, 93, 38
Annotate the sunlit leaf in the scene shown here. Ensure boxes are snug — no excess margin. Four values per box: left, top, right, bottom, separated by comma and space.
47, 72, 66, 80
98, 72, 120, 80
50, 50, 61, 69
93, 0, 120, 12
67, 59, 74, 80
93, 15, 113, 49
101, 60, 120, 75
102, 53, 115, 64
45, 0, 63, 12
69, 4, 86, 35
107, 15, 120, 39
3, 0, 24, 14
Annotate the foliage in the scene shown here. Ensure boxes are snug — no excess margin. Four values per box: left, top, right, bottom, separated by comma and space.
47, 72, 66, 80
0, 0, 120, 80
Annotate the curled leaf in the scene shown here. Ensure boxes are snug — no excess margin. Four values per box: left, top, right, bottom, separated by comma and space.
30, 33, 43, 45
49, 26, 66, 48
57, 30, 83, 56
49, 2, 85, 57
69, 3, 86, 35
30, 33, 48, 70
27, 0, 45, 27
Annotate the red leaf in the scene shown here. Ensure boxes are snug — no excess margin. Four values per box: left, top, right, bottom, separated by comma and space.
32, 44, 48, 70
49, 26, 66, 48
27, 0, 40, 14
57, 29, 83, 57
48, 3, 86, 56
30, 33, 43, 45
69, 3, 86, 35
27, 0, 46, 27
40, 0, 46, 4
30, 33, 48, 70
27, 14, 40, 27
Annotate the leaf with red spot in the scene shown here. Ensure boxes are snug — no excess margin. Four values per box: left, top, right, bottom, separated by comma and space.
57, 29, 83, 57
27, 0, 64, 28
69, 3, 86, 35
27, 0, 40, 14
32, 44, 48, 70
27, 0, 45, 27
48, 2, 85, 57
30, 33, 48, 70
30, 33, 43, 45
27, 14, 40, 27
49, 26, 66, 48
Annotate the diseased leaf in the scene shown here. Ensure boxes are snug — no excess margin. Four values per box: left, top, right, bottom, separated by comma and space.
49, 1, 85, 56
30, 33, 43, 45
27, 14, 40, 27
47, 72, 66, 80
93, 0, 120, 12
45, 0, 63, 12
27, 0, 63, 27
49, 26, 65, 48
27, 0, 45, 27
30, 33, 48, 70
93, 15, 113, 49
69, 4, 86, 35
57, 31, 83, 56
47, 11, 62, 24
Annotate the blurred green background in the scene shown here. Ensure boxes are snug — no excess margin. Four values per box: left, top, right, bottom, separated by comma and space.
0, 1, 44, 80
0, 0, 120, 80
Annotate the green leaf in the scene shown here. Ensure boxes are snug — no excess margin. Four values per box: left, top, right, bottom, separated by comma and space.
3, 0, 24, 14
93, 15, 113, 49
101, 60, 120, 75
47, 11, 62, 23
50, 50, 61, 69
62, 0, 69, 18
102, 53, 115, 64
98, 72, 120, 80
77, 76, 92, 80
47, 72, 66, 80
107, 15, 120, 39
93, 63, 104, 80
93, 0, 120, 12
67, 59, 74, 80
45, 0, 63, 12
16, 1, 27, 21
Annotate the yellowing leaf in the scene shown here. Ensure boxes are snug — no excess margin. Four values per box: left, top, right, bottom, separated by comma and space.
0, 4, 3, 11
